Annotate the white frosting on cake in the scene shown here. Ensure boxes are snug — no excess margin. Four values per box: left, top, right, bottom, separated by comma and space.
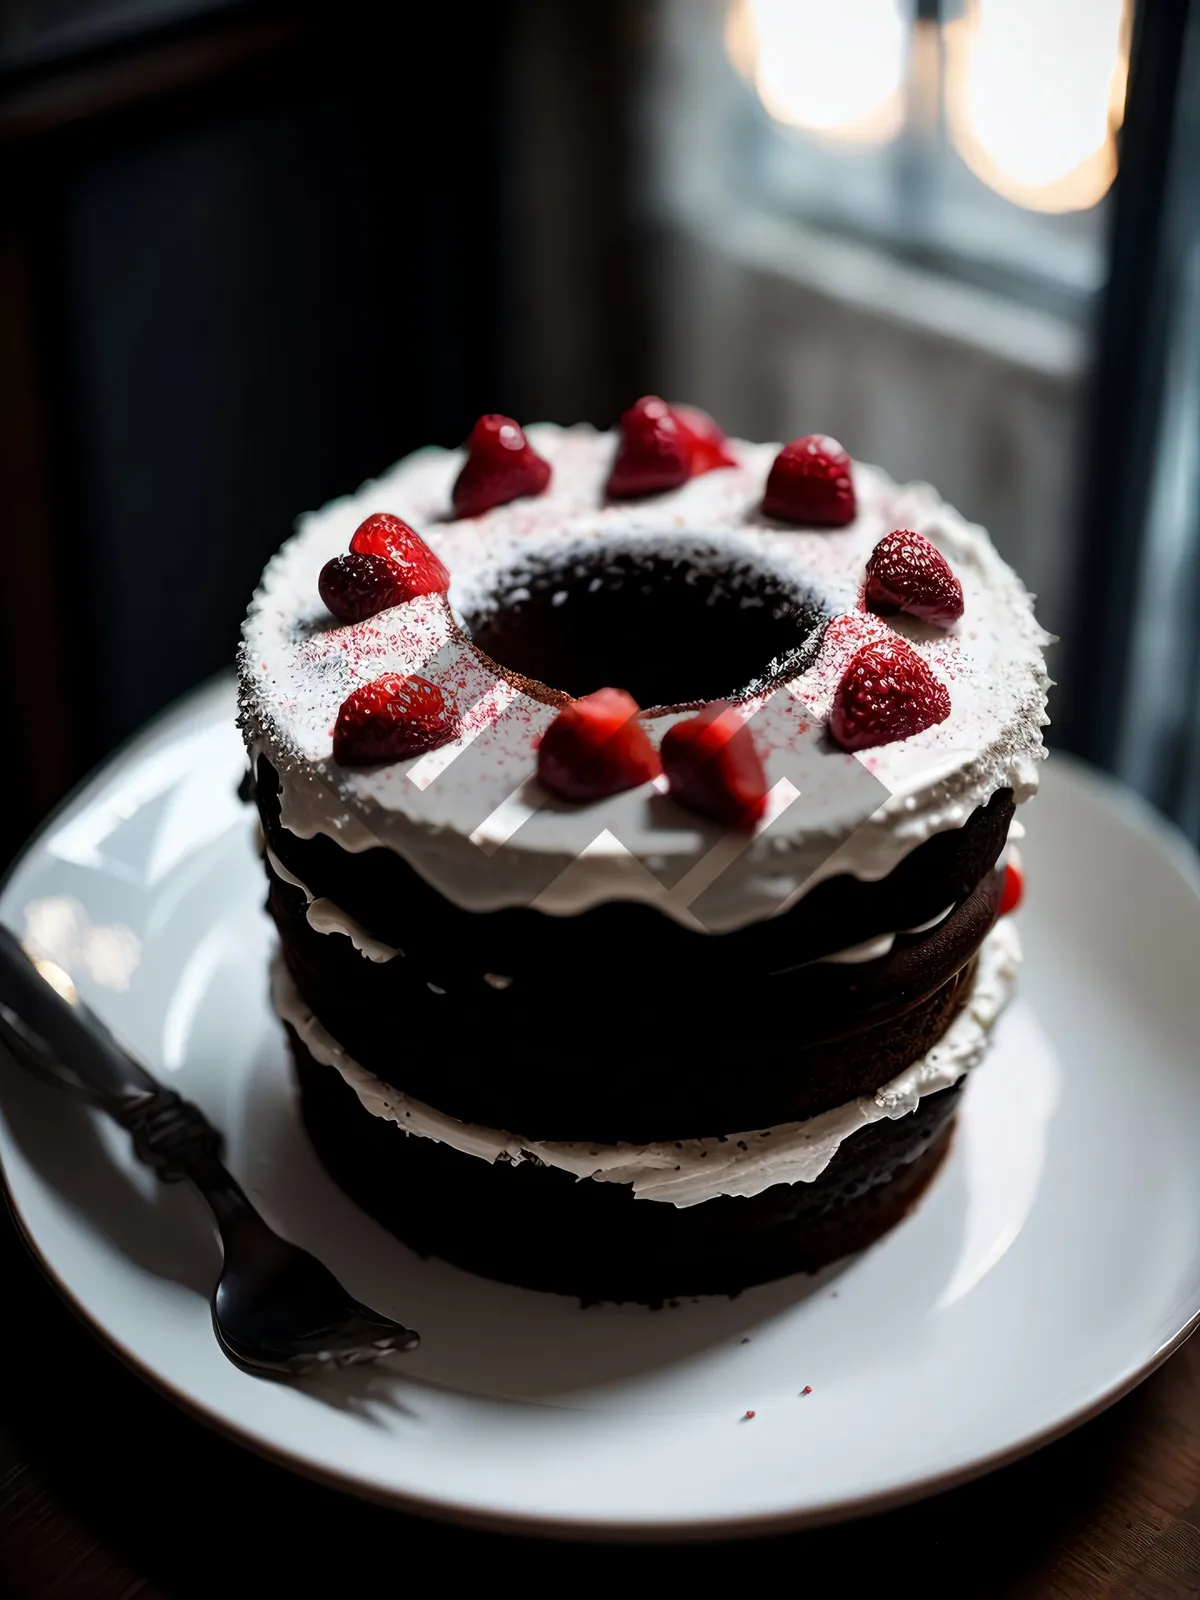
265, 847, 399, 963
240, 425, 1050, 933
819, 902, 955, 965
273, 919, 1018, 1207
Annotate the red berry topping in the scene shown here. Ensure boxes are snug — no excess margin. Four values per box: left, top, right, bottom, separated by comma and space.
536, 687, 661, 802
607, 396, 691, 498
349, 512, 449, 599
333, 673, 457, 765
999, 860, 1024, 916
319, 551, 407, 623
661, 703, 768, 829
763, 435, 856, 526
607, 396, 739, 498
865, 529, 963, 627
452, 415, 551, 518
672, 403, 738, 473
829, 638, 951, 751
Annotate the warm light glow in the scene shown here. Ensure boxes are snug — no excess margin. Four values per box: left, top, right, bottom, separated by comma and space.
723, 0, 756, 82
30, 956, 77, 1007
946, 0, 1128, 213
738, 0, 908, 146
23, 896, 141, 993
83, 925, 142, 991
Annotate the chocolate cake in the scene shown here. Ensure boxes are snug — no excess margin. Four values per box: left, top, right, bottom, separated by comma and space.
239, 404, 1048, 1302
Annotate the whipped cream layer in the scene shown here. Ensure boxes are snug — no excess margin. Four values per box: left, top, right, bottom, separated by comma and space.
241, 425, 1050, 933
274, 919, 1019, 1207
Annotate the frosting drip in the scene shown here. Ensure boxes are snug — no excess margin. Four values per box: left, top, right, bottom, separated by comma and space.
265, 847, 399, 963
273, 919, 1019, 1207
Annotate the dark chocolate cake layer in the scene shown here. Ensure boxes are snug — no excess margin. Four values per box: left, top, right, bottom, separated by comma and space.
271, 837, 990, 1138
290, 1028, 961, 1302
256, 747, 1005, 1137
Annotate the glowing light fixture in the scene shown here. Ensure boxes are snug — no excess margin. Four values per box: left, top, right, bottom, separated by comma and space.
945, 0, 1128, 212
733, 0, 908, 146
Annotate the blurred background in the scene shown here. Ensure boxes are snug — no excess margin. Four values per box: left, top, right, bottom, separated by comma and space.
1, 0, 1198, 865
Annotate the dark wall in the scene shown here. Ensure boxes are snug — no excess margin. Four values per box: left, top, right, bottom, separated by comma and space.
0, 1, 648, 862
62, 92, 391, 739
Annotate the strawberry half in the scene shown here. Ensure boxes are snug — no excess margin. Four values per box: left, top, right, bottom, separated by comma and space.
865, 529, 963, 627
672, 403, 738, 474
333, 673, 457, 765
763, 435, 856, 526
349, 513, 450, 599
607, 396, 738, 497
452, 415, 551, 518
319, 551, 408, 623
536, 687, 661, 802
829, 638, 950, 752
661, 702, 768, 828
607, 396, 691, 497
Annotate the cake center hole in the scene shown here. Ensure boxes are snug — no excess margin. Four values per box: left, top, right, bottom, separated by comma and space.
463, 545, 826, 708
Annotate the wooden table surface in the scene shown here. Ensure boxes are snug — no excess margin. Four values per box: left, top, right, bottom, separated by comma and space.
1, 1205, 1199, 1598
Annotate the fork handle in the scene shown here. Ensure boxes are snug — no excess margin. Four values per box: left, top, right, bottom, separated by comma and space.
0, 923, 225, 1184
111, 1085, 226, 1184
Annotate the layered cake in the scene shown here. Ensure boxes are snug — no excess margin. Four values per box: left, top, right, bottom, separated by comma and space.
240, 402, 1048, 1302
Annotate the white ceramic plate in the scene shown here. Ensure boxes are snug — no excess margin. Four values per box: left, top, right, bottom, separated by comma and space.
2, 676, 1199, 1540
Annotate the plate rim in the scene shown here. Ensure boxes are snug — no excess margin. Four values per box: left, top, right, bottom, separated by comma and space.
2, 675, 1199, 1541
4, 1163, 1197, 1544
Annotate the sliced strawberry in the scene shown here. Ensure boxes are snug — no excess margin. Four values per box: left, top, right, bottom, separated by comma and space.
829, 638, 951, 751
865, 529, 963, 627
318, 551, 408, 623
763, 435, 856, 526
452, 415, 551, 518
536, 687, 661, 802
333, 673, 457, 765
671, 403, 738, 474
606, 396, 691, 497
349, 512, 449, 599
661, 703, 767, 828
999, 860, 1024, 916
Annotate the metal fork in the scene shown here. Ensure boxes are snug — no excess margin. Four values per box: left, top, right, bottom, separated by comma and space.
0, 924, 419, 1378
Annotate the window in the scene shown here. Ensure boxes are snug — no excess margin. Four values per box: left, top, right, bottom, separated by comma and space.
722, 0, 1130, 316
